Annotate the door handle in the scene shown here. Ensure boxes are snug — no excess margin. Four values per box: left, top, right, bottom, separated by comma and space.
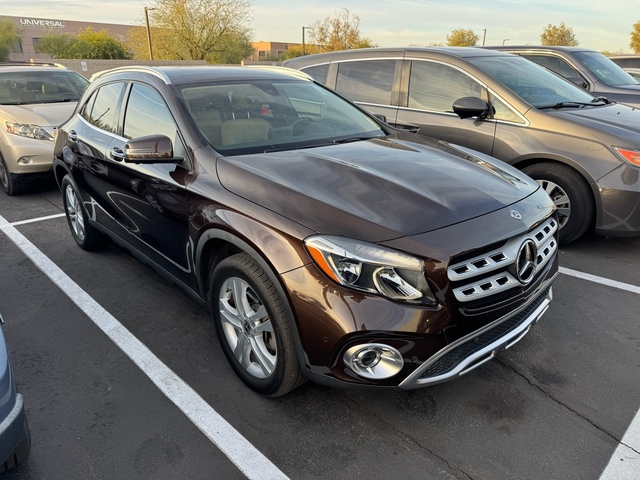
68, 130, 78, 142
110, 147, 125, 162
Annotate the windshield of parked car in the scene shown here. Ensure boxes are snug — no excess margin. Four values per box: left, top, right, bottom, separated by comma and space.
572, 51, 639, 87
0, 70, 89, 105
468, 55, 600, 108
178, 79, 385, 155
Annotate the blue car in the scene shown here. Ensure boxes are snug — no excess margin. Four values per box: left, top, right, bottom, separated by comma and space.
0, 312, 30, 473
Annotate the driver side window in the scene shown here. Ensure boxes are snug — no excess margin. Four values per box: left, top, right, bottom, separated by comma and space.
123, 83, 187, 158
408, 61, 482, 113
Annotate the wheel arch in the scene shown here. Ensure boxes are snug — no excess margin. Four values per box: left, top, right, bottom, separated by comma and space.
194, 227, 312, 371
510, 154, 601, 225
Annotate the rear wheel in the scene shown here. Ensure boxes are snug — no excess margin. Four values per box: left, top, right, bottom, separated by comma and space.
61, 175, 106, 250
0, 152, 28, 196
0, 416, 30, 473
210, 253, 305, 397
522, 162, 594, 244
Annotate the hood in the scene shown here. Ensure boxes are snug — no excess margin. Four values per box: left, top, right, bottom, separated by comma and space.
1, 103, 76, 127
548, 103, 640, 145
216, 136, 538, 242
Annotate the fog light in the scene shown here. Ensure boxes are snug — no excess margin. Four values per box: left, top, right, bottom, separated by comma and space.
17, 157, 33, 165
343, 343, 403, 379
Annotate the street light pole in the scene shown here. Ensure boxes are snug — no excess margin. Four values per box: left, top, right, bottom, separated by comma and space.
302, 26, 312, 55
144, 7, 157, 60
482, 29, 486, 46
502, 38, 510, 46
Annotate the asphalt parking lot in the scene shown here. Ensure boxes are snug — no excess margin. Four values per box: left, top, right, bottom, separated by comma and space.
1, 181, 639, 479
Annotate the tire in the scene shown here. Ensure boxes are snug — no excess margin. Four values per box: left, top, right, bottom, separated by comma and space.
210, 253, 305, 397
0, 151, 29, 196
61, 175, 107, 250
522, 162, 594, 245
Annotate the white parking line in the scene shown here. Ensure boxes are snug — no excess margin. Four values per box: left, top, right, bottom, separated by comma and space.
600, 411, 640, 480
559, 266, 640, 295
0, 214, 289, 480
10, 213, 65, 226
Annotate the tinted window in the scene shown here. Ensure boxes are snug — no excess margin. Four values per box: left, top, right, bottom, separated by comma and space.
179, 80, 384, 156
408, 61, 482, 112
123, 83, 186, 157
301, 64, 330, 84
0, 70, 88, 105
87, 82, 124, 133
573, 51, 638, 87
335, 60, 395, 105
521, 55, 583, 82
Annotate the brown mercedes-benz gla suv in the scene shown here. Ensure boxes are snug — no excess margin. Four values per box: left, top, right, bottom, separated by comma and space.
53, 66, 558, 396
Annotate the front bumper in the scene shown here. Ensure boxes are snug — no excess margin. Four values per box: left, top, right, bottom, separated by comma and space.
1, 131, 55, 175
399, 284, 553, 389
0, 393, 28, 468
596, 164, 640, 236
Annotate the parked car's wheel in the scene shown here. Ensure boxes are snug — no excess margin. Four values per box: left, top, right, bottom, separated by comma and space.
0, 152, 28, 196
61, 175, 106, 250
522, 162, 594, 244
210, 253, 305, 397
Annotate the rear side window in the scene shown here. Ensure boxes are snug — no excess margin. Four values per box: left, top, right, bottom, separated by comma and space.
408, 61, 482, 112
335, 60, 395, 105
521, 55, 582, 82
86, 82, 124, 133
301, 64, 330, 84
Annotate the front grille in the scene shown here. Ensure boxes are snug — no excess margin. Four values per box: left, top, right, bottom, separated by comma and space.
418, 287, 550, 380
448, 217, 557, 303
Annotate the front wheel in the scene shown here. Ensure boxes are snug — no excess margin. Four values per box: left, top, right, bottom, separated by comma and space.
210, 253, 305, 397
0, 152, 28, 196
522, 162, 594, 245
61, 175, 106, 250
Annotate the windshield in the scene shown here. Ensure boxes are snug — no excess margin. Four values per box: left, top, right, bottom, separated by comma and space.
573, 51, 639, 87
178, 79, 385, 155
0, 70, 89, 105
468, 55, 598, 108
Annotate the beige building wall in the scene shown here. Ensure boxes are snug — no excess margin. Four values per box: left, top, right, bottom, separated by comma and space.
1, 15, 134, 62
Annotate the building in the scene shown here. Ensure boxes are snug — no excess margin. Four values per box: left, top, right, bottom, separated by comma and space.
0, 15, 134, 62
247, 41, 299, 62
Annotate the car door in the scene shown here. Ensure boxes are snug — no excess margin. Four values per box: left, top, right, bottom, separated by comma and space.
394, 59, 497, 156
105, 82, 195, 290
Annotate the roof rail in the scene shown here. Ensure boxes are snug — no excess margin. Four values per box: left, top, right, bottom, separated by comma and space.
0, 61, 67, 68
90, 65, 172, 84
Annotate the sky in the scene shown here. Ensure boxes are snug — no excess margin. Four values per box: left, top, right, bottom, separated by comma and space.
2, 0, 638, 53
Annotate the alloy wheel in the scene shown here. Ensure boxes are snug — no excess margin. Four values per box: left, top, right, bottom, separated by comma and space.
65, 184, 86, 241
536, 179, 570, 229
218, 276, 277, 379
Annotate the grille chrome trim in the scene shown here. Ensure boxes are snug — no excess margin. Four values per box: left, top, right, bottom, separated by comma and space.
398, 282, 554, 389
449, 217, 557, 301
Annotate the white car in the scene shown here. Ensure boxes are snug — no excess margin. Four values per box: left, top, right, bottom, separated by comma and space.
0, 64, 88, 195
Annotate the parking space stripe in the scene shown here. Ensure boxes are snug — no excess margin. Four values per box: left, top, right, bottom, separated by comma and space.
10, 213, 66, 227
599, 408, 640, 479
0, 214, 289, 480
559, 267, 640, 294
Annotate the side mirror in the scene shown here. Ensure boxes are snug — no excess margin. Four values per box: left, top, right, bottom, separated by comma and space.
372, 113, 388, 124
123, 134, 183, 164
452, 97, 490, 119
566, 76, 589, 90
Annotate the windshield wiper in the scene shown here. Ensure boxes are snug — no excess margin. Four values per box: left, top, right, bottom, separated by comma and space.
538, 99, 608, 110
332, 135, 383, 144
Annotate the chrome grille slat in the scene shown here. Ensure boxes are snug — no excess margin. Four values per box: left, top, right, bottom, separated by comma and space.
449, 217, 558, 302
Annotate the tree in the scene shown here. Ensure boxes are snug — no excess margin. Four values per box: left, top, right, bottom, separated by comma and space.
283, 43, 322, 60
0, 20, 19, 62
540, 22, 578, 46
631, 20, 640, 53
309, 9, 376, 52
132, 0, 253, 62
36, 27, 131, 59
446, 28, 479, 47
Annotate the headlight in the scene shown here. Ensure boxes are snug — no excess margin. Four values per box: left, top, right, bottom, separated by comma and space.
6, 122, 53, 141
305, 235, 437, 306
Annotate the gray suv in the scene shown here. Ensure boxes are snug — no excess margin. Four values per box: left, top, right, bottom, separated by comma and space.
284, 47, 640, 244
489, 46, 640, 108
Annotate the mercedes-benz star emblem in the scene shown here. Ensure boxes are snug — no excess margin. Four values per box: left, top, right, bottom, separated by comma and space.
515, 239, 537, 284
510, 210, 522, 220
